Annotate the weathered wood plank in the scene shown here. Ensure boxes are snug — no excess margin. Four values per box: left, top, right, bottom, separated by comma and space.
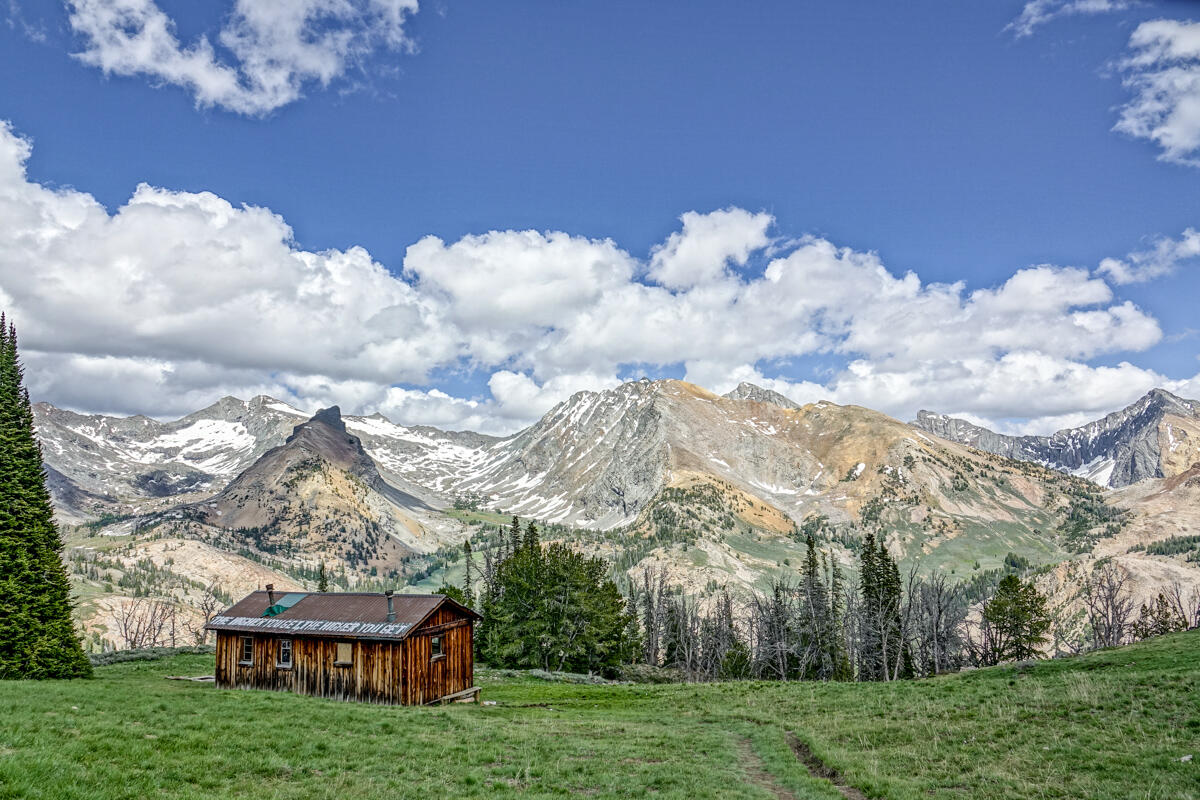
213, 611, 474, 705
428, 685, 480, 705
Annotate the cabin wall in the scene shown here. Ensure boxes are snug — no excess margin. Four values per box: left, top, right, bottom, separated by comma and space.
402, 613, 474, 705
213, 616, 474, 705
214, 632, 406, 704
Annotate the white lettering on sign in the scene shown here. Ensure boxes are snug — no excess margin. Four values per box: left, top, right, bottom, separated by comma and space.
209, 616, 412, 636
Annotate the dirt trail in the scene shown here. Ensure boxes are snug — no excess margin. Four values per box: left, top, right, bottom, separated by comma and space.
786, 732, 869, 800
737, 737, 796, 800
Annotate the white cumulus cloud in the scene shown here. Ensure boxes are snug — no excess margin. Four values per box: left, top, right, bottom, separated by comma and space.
0, 120, 1193, 436
66, 0, 419, 115
1098, 227, 1200, 284
1116, 18, 1200, 166
647, 208, 773, 290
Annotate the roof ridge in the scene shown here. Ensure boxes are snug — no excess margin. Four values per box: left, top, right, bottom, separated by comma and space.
251, 590, 447, 597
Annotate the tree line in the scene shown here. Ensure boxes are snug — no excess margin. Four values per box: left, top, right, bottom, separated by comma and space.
629, 539, 1199, 682
465, 509, 1199, 683
630, 532, 1003, 682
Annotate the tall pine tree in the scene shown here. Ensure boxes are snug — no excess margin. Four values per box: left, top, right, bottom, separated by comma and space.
461, 539, 474, 604
799, 534, 831, 679
0, 315, 91, 678
507, 515, 522, 557
826, 552, 853, 680
858, 532, 910, 681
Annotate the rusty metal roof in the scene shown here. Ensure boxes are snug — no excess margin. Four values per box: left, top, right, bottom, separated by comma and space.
205, 591, 479, 641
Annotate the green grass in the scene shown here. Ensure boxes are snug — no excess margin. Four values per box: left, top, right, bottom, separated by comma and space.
3, 634, 1199, 799
444, 508, 514, 526
910, 519, 1068, 577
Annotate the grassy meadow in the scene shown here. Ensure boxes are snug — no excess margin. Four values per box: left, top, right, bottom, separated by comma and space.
2, 633, 1199, 799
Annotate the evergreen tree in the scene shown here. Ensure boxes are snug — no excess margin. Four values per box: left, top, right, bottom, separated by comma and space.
879, 537, 914, 679
317, 561, 329, 592
857, 533, 907, 680
1133, 593, 1186, 640
522, 520, 540, 554
507, 515, 522, 557
461, 539, 474, 604
857, 532, 884, 680
799, 534, 831, 679
0, 316, 91, 678
718, 636, 752, 680
827, 553, 853, 680
434, 584, 472, 608
978, 574, 1050, 664
479, 540, 637, 676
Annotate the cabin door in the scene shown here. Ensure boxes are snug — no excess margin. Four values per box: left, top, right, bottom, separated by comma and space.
429, 633, 447, 699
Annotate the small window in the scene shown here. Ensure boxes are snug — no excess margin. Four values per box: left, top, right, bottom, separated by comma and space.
239, 636, 253, 665
335, 641, 353, 666
277, 638, 293, 668
430, 635, 444, 660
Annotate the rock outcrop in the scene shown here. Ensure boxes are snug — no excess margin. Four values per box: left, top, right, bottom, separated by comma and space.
194, 406, 436, 565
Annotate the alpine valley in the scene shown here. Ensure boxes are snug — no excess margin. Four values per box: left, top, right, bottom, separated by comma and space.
36, 380, 1200, 650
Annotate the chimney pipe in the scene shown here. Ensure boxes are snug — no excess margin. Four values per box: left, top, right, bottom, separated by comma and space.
266, 583, 275, 606
385, 589, 395, 623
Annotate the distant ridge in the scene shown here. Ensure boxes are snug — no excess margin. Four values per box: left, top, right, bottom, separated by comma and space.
913, 388, 1200, 488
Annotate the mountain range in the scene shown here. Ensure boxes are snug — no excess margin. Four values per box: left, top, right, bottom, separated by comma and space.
35, 382, 1200, 649
912, 389, 1200, 489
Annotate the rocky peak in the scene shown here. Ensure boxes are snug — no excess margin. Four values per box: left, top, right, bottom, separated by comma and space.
281, 406, 375, 475
189, 395, 250, 420
724, 382, 802, 410
306, 405, 346, 431
1130, 388, 1196, 418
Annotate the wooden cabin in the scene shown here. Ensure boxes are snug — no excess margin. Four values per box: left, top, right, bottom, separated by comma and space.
205, 587, 480, 705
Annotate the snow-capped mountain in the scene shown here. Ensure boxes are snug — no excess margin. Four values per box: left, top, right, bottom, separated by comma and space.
39, 382, 1200, 531
33, 394, 496, 518
41, 380, 1200, 651
32, 395, 309, 518
912, 389, 1200, 488
35, 378, 1073, 534
342, 415, 501, 502
441, 378, 923, 529
194, 406, 442, 561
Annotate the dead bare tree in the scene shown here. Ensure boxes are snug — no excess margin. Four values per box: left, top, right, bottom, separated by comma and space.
184, 582, 225, 645
1165, 581, 1200, 630
909, 571, 967, 676
638, 567, 669, 666
750, 582, 801, 680
661, 595, 704, 680
841, 584, 863, 677
890, 563, 922, 681
1082, 563, 1134, 650
114, 597, 179, 649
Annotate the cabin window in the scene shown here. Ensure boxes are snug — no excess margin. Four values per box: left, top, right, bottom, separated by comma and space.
335, 641, 353, 666
239, 636, 253, 665
277, 638, 293, 668
430, 635, 444, 660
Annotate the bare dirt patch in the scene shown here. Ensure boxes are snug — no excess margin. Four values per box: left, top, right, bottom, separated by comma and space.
786, 732, 868, 800
736, 737, 795, 800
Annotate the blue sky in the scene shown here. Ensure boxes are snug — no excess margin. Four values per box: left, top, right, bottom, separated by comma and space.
0, 0, 1198, 434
